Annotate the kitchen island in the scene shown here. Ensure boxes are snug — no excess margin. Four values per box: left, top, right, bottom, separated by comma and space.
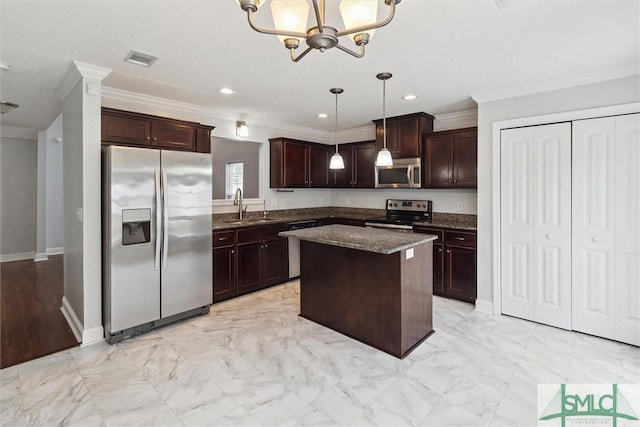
280, 225, 436, 358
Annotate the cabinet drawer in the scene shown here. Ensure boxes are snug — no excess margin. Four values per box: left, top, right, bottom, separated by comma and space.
213, 230, 235, 247
413, 227, 444, 242
444, 230, 476, 248
237, 223, 287, 244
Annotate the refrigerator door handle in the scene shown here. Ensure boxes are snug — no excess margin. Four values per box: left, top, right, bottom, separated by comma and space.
162, 168, 169, 269
154, 168, 162, 271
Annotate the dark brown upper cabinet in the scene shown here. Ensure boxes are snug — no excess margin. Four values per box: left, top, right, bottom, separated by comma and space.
269, 137, 331, 188
423, 127, 477, 188
332, 141, 376, 188
372, 112, 434, 160
101, 108, 214, 153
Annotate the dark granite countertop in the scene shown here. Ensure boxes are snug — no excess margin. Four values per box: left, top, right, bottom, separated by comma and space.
212, 207, 476, 231
280, 224, 437, 254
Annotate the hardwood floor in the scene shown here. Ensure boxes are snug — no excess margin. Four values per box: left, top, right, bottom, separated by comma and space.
0, 255, 79, 368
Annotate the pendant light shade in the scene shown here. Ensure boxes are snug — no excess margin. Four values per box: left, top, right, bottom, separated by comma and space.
375, 147, 393, 167
329, 87, 345, 170
375, 72, 394, 167
330, 152, 345, 169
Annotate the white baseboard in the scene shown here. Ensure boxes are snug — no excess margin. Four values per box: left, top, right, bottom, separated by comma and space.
474, 298, 495, 315
60, 296, 104, 346
0, 251, 36, 263
60, 297, 82, 343
46, 247, 64, 255
81, 327, 105, 347
34, 252, 49, 262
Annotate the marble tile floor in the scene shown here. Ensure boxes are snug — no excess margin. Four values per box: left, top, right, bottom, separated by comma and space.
1, 280, 638, 427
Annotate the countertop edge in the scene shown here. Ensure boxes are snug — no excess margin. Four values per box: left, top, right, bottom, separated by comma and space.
280, 225, 438, 255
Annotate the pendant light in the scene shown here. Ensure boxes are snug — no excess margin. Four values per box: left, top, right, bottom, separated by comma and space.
329, 87, 345, 170
375, 72, 393, 167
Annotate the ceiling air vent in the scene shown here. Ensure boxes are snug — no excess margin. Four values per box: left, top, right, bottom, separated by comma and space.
124, 50, 158, 67
0, 101, 19, 114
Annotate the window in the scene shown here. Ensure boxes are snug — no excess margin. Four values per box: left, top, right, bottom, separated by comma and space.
225, 162, 244, 199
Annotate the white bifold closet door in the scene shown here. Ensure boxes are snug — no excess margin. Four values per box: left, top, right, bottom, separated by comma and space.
572, 114, 639, 346
501, 123, 572, 330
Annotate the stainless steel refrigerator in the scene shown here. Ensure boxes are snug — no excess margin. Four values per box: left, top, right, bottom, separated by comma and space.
102, 145, 212, 343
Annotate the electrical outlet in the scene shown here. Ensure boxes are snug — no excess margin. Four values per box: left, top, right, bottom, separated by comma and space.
280, 199, 286, 207
76, 207, 83, 222
457, 202, 464, 212
346, 198, 350, 206
318, 197, 324, 206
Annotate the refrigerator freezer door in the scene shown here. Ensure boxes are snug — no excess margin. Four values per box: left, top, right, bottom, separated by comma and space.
104, 146, 161, 333
160, 151, 213, 317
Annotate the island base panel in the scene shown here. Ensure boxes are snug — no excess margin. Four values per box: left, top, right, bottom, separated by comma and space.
299, 240, 433, 358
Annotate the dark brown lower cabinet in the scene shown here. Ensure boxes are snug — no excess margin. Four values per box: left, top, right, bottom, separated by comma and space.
237, 237, 289, 294
213, 223, 289, 303
213, 246, 235, 302
444, 244, 476, 302
414, 226, 476, 303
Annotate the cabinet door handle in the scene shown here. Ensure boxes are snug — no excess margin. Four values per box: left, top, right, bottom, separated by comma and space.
446, 250, 450, 253
218, 237, 228, 241
591, 237, 599, 243
152, 137, 158, 141
454, 237, 465, 241
146, 136, 151, 141
231, 249, 235, 254
545, 234, 553, 239
438, 248, 442, 252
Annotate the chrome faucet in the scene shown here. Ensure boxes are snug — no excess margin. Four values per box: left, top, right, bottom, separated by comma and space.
233, 188, 243, 220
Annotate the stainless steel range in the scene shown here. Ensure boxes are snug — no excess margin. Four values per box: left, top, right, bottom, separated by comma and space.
365, 199, 433, 231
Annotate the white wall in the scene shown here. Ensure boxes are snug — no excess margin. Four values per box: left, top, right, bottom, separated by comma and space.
475, 75, 640, 309
0, 137, 37, 260
46, 114, 64, 253
58, 61, 110, 345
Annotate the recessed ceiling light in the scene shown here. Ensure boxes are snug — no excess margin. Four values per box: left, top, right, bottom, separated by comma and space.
219, 88, 236, 95
402, 94, 418, 101
0, 62, 10, 71
123, 50, 158, 67
317, 113, 329, 118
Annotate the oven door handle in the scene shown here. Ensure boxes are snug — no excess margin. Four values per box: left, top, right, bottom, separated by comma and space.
365, 222, 414, 231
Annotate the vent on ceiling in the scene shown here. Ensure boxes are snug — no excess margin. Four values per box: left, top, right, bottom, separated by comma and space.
0, 101, 19, 114
124, 50, 158, 67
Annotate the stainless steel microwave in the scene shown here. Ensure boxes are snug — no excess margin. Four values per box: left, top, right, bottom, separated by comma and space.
375, 158, 421, 188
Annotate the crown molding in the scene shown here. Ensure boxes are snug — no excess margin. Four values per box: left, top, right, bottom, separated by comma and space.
434, 109, 478, 124
471, 63, 640, 104
101, 87, 330, 142
55, 61, 111, 101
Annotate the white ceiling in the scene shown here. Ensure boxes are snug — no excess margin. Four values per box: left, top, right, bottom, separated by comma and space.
1, 0, 638, 134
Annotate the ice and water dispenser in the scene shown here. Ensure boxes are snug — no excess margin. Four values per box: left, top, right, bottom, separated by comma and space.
122, 209, 151, 245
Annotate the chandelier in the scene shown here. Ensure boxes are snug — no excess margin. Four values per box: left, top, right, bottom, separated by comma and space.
238, 0, 401, 62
